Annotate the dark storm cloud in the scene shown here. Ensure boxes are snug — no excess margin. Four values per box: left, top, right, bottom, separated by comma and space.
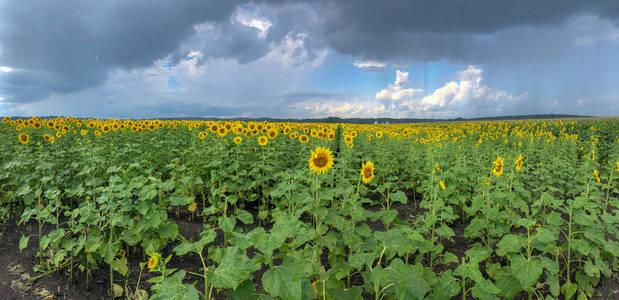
319, 0, 619, 62
0, 0, 242, 101
2, 0, 619, 108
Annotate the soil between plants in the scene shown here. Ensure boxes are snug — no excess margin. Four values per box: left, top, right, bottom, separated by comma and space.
1, 200, 618, 300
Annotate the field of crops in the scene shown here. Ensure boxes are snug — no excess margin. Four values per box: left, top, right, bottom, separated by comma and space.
1, 116, 618, 300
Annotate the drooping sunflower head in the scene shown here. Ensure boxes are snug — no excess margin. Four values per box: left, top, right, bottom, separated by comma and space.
515, 154, 523, 172
492, 157, 504, 177
360, 161, 375, 184
18, 133, 29, 144
147, 253, 160, 269
299, 134, 309, 144
234, 136, 242, 145
258, 135, 268, 146
309, 147, 334, 174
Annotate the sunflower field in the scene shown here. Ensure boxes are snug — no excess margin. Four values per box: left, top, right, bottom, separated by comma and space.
1, 116, 618, 300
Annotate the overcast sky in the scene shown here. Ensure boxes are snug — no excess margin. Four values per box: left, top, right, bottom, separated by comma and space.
1, 0, 618, 119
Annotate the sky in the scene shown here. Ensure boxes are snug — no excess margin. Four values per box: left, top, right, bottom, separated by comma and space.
1, 0, 619, 119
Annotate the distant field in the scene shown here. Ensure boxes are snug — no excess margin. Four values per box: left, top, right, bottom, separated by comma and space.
1, 116, 618, 300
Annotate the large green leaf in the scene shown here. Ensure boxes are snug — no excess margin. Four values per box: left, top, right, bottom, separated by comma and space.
510, 256, 543, 290
386, 259, 429, 300
150, 270, 199, 300
208, 247, 258, 289
426, 270, 459, 300
262, 256, 306, 300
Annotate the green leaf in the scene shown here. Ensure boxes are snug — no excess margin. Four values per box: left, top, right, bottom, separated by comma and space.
436, 223, 455, 239
510, 256, 543, 290
496, 234, 525, 255
532, 227, 556, 245
250, 228, 285, 259
390, 191, 408, 204
561, 281, 577, 300
426, 270, 459, 300
226, 280, 259, 300
571, 239, 591, 256
150, 270, 199, 300
158, 222, 179, 240
262, 256, 305, 300
236, 209, 254, 225
19, 235, 29, 252
386, 258, 430, 300
208, 247, 258, 289
494, 269, 522, 298
111, 256, 128, 276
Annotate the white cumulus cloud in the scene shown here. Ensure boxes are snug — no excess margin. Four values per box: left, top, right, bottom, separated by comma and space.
373, 66, 527, 117
375, 70, 423, 101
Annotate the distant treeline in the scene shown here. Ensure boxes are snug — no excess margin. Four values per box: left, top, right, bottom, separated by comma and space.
7, 114, 591, 124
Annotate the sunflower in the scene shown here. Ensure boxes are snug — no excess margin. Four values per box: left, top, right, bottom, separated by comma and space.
434, 163, 440, 171
492, 157, 504, 177
209, 124, 219, 134
346, 141, 354, 148
234, 136, 242, 145
258, 136, 268, 146
439, 180, 446, 190
515, 154, 523, 172
49, 136, 55, 144
218, 127, 228, 137
376, 132, 383, 139
367, 134, 374, 141
299, 134, 309, 144
187, 202, 197, 212
198, 131, 206, 140
344, 136, 352, 144
119, 249, 126, 257
289, 132, 299, 139
43, 134, 51, 142
147, 254, 159, 269
360, 161, 375, 184
267, 129, 278, 139
594, 169, 600, 184
18, 133, 29, 144
2, 116, 9, 124
102, 124, 111, 133
308, 147, 334, 174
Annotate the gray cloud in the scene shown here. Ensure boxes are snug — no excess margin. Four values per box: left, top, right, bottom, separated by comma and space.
2, 0, 619, 117
0, 0, 241, 102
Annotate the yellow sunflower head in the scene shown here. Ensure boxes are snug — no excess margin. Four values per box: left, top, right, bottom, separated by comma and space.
258, 136, 268, 146
267, 129, 278, 139
18, 133, 29, 144
492, 157, 504, 177
594, 169, 600, 183
360, 161, 375, 184
234, 136, 242, 145
439, 180, 446, 190
309, 147, 334, 174
299, 134, 309, 144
